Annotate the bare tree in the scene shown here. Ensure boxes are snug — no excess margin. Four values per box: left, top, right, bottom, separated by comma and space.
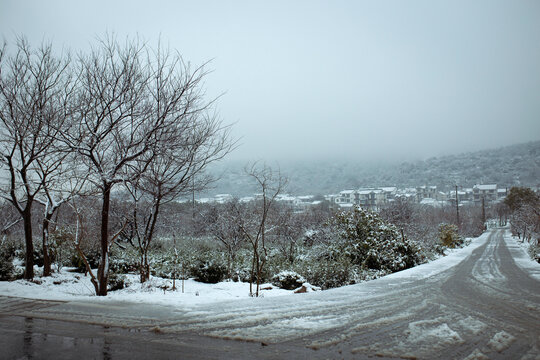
122, 45, 234, 283
58, 37, 161, 295
57, 36, 233, 295
270, 204, 304, 265
208, 200, 246, 278
236, 163, 287, 297
0, 38, 73, 279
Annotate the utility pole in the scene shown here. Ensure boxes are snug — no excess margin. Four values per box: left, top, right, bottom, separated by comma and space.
455, 185, 460, 228
481, 195, 486, 229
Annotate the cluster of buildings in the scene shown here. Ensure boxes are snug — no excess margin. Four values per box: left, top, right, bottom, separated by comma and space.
195, 184, 509, 212
326, 184, 508, 210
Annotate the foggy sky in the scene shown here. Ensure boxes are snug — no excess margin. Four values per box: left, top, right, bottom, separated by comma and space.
1, 0, 539, 163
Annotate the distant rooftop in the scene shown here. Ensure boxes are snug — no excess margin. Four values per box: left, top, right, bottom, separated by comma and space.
474, 184, 497, 190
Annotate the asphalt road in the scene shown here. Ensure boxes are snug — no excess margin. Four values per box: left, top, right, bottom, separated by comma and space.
1, 229, 539, 359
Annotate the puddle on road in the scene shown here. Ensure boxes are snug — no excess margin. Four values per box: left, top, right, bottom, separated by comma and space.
0, 316, 174, 360
0, 316, 290, 360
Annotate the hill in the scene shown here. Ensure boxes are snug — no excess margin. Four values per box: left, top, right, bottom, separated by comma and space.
201, 141, 540, 197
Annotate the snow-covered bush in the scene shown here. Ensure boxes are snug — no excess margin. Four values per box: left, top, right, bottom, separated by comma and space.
271, 271, 305, 290
328, 206, 420, 273
303, 260, 354, 289
292, 244, 357, 289
231, 268, 253, 283
528, 243, 540, 264
108, 273, 129, 291
190, 260, 227, 284
109, 248, 139, 274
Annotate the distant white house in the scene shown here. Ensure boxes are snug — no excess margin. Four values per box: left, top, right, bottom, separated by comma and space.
473, 184, 498, 203
330, 188, 390, 210
416, 186, 438, 202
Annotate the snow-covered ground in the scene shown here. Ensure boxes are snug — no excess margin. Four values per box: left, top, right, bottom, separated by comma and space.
0, 269, 301, 306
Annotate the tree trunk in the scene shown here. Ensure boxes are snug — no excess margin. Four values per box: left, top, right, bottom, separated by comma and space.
97, 183, 112, 296
250, 247, 256, 296
22, 209, 34, 280
42, 213, 53, 277
142, 251, 150, 283
140, 200, 161, 283
139, 250, 146, 283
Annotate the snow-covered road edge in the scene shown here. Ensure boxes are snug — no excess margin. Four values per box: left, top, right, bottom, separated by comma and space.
502, 230, 540, 281
380, 230, 492, 283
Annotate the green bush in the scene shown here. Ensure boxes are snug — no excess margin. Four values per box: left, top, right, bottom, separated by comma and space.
108, 273, 129, 291
328, 207, 421, 273
271, 271, 305, 290
70, 250, 100, 273
302, 259, 355, 290
15, 242, 47, 268
438, 223, 463, 248
231, 268, 253, 283
190, 260, 227, 284
0, 245, 16, 280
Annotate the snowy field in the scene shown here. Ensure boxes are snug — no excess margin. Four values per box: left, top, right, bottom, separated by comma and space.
0, 228, 537, 309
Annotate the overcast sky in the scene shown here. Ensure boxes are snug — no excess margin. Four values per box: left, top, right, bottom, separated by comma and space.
1, 0, 539, 163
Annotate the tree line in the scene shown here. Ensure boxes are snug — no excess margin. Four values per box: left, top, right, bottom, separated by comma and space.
0, 35, 233, 295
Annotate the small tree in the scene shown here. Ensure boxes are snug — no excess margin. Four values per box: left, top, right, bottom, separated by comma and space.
208, 200, 246, 279
236, 163, 287, 297
270, 204, 304, 265
505, 187, 540, 242
438, 223, 463, 248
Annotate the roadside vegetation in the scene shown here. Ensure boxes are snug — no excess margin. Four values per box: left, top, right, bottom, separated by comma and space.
1, 188, 508, 294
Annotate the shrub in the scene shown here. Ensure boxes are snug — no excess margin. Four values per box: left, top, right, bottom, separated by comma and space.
190, 260, 227, 284
438, 223, 463, 248
302, 259, 355, 290
109, 249, 139, 274
528, 242, 540, 264
70, 250, 100, 273
271, 271, 305, 290
16, 242, 47, 268
327, 207, 421, 273
108, 273, 128, 291
231, 268, 253, 283
0, 244, 16, 281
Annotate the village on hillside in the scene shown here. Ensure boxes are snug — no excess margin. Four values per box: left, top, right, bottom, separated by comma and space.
194, 184, 513, 212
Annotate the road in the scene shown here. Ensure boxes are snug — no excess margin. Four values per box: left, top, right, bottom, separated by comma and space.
1, 229, 539, 359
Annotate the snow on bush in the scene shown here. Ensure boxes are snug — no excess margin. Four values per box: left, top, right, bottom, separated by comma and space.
190, 260, 228, 284
107, 273, 129, 291
271, 270, 306, 290
328, 206, 421, 273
